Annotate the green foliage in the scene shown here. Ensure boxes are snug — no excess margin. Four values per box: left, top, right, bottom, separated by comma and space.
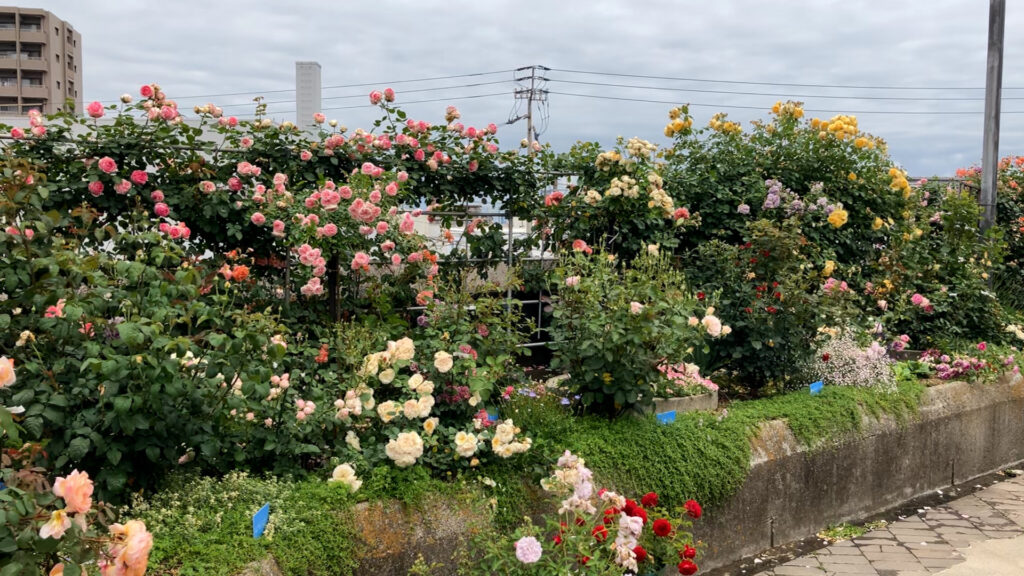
131, 472, 359, 576
548, 251, 712, 415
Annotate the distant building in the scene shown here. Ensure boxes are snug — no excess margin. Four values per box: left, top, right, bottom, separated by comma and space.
0, 6, 81, 115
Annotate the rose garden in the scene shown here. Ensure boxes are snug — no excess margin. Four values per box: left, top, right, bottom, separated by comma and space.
0, 86, 1023, 575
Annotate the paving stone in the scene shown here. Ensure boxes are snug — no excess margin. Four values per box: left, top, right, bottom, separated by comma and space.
772, 565, 826, 575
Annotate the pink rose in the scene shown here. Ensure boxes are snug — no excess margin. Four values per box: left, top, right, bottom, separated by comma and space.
385, 182, 399, 196
351, 252, 371, 270
376, 221, 389, 234
130, 170, 148, 185
114, 180, 132, 194
565, 276, 581, 287
300, 150, 313, 161
383, 88, 396, 102
140, 85, 154, 98
400, 213, 416, 235
154, 202, 170, 217
199, 181, 216, 194
369, 90, 383, 105
313, 112, 325, 124
88, 181, 104, 196
272, 220, 285, 237
30, 125, 46, 137
10, 127, 24, 139
228, 177, 243, 191
53, 470, 94, 514
98, 157, 117, 174
150, 190, 164, 202
160, 105, 178, 121
251, 212, 266, 226
86, 101, 104, 119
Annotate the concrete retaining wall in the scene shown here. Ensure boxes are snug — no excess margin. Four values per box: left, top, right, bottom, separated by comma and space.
695, 373, 1024, 570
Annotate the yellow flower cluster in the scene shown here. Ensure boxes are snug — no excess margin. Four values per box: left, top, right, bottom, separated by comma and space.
708, 113, 742, 134
771, 100, 805, 118
811, 114, 858, 141
664, 107, 694, 137
625, 137, 658, 159
595, 150, 623, 171
828, 208, 849, 228
853, 136, 877, 149
887, 167, 912, 199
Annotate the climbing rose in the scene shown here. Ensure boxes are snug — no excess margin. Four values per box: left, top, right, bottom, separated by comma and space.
653, 518, 672, 537
681, 544, 697, 559
97, 157, 117, 174
86, 101, 104, 118
641, 492, 658, 508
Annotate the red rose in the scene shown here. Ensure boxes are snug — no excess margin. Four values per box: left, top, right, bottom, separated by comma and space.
575, 516, 586, 526
682, 544, 697, 559
592, 525, 608, 541
603, 507, 620, 525
579, 556, 590, 565
552, 534, 562, 545
633, 545, 648, 563
623, 499, 639, 516
685, 499, 702, 519
696, 291, 705, 300
641, 492, 659, 508
653, 518, 672, 537
678, 559, 698, 575
822, 353, 831, 362
632, 507, 648, 525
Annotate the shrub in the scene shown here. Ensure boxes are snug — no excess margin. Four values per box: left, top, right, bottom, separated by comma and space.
548, 251, 723, 415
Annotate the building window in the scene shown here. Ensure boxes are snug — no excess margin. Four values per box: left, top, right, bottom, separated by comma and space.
56, 80, 60, 89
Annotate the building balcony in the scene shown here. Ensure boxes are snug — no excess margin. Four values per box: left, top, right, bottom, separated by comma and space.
18, 30, 47, 44
19, 57, 47, 70
0, 29, 16, 42
0, 85, 19, 98
20, 84, 47, 99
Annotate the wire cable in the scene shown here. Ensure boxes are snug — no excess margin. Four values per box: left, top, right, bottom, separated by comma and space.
549, 68, 1024, 91
548, 79, 1024, 101
548, 91, 1024, 115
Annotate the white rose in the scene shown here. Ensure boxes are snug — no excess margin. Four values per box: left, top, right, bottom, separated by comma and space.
385, 432, 423, 467
377, 400, 398, 423
702, 315, 723, 338
378, 369, 395, 384
417, 395, 435, 418
403, 399, 420, 419
434, 351, 454, 373
407, 373, 424, 390
388, 337, 416, 361
455, 431, 478, 457
329, 463, 362, 492
423, 417, 439, 435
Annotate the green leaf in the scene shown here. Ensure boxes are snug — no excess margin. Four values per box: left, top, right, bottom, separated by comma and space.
66, 436, 91, 461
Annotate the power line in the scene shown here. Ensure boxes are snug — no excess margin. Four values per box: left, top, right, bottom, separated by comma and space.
548, 78, 1024, 101
548, 91, 1024, 115
549, 67, 1024, 91
245, 91, 512, 116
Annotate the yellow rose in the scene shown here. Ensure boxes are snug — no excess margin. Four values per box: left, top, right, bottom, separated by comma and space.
822, 260, 836, 277
872, 217, 884, 230
828, 209, 849, 228
847, 172, 857, 181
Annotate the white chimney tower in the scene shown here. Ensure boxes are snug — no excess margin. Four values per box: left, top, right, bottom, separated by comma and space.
295, 61, 322, 131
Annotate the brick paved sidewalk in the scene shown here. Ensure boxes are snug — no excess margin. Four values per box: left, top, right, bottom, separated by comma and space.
759, 474, 1024, 576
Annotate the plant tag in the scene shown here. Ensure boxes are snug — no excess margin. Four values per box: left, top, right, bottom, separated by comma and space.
252, 503, 270, 538
810, 381, 824, 395
487, 409, 499, 422
656, 410, 676, 424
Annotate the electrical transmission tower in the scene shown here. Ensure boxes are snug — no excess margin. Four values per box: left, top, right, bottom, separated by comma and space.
507, 65, 550, 143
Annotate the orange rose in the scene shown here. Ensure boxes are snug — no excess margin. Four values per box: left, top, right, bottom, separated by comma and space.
231, 265, 250, 282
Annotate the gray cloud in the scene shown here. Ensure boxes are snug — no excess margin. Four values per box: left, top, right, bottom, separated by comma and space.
34, 0, 1024, 175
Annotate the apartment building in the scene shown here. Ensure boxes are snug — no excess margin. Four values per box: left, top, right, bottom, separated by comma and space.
0, 6, 81, 115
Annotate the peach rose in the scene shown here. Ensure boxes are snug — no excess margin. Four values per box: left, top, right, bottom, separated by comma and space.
53, 469, 94, 514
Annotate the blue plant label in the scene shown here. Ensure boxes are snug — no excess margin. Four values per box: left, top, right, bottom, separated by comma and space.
487, 409, 500, 422
810, 381, 824, 395
252, 503, 270, 538
656, 410, 677, 424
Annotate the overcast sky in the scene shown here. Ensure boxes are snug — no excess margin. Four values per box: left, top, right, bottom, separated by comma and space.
33, 0, 1024, 176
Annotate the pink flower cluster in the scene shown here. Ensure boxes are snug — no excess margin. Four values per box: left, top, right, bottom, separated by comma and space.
822, 278, 850, 294
910, 293, 933, 312
158, 221, 191, 239
295, 398, 316, 420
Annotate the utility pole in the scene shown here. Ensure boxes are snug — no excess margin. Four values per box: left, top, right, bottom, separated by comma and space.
508, 65, 550, 143
980, 0, 1005, 232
